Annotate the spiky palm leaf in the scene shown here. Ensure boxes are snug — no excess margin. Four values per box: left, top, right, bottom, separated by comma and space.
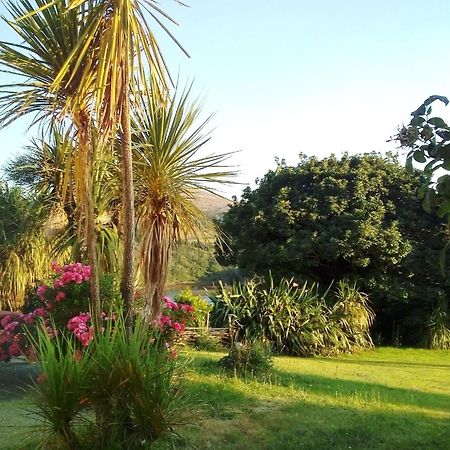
0, 0, 98, 127
55, 0, 187, 321
132, 81, 236, 319
7, 129, 122, 273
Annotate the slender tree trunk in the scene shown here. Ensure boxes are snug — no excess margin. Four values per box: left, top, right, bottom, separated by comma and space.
79, 117, 101, 330
142, 220, 171, 321
120, 67, 135, 330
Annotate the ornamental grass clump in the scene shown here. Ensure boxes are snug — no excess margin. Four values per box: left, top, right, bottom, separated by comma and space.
87, 313, 186, 448
30, 324, 92, 449
219, 340, 273, 381
425, 298, 450, 349
325, 280, 375, 354
30, 311, 188, 449
210, 276, 375, 356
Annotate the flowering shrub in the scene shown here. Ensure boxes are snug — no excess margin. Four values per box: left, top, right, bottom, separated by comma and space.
175, 289, 212, 327
158, 296, 194, 334
154, 297, 195, 358
1, 263, 121, 360
1, 262, 195, 361
0, 309, 45, 362
67, 313, 94, 347
33, 262, 91, 330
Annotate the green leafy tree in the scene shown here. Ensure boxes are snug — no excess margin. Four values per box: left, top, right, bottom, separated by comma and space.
394, 95, 450, 259
218, 153, 450, 344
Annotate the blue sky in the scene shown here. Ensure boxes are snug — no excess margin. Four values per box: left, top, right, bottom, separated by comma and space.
1, 0, 450, 197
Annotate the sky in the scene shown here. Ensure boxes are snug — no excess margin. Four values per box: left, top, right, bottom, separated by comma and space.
1, 0, 450, 198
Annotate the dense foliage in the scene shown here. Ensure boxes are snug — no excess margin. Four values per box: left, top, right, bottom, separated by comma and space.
0, 183, 51, 310
218, 153, 450, 345
395, 95, 450, 224
210, 277, 374, 356
168, 242, 222, 284
32, 313, 186, 449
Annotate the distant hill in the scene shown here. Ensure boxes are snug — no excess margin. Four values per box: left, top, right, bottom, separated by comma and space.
192, 191, 231, 218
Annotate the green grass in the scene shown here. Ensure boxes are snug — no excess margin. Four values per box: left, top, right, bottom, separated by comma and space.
178, 347, 450, 450
1, 348, 449, 449
0, 359, 40, 449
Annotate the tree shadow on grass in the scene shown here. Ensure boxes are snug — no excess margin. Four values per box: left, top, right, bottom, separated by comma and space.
187, 353, 450, 414
274, 368, 450, 414
181, 374, 450, 450
0, 359, 40, 401
315, 357, 450, 370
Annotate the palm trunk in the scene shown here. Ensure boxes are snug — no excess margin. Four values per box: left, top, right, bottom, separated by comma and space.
79, 120, 101, 330
120, 68, 135, 330
142, 220, 171, 321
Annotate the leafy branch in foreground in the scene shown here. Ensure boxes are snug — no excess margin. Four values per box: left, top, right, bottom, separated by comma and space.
394, 95, 450, 219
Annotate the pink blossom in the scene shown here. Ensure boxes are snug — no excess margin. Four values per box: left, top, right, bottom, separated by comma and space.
164, 297, 179, 310
171, 321, 184, 332
54, 291, 66, 302
23, 314, 35, 325
4, 321, 19, 333
37, 285, 48, 299
1, 315, 13, 328
180, 304, 195, 313
8, 341, 20, 356
159, 315, 172, 326
33, 308, 46, 318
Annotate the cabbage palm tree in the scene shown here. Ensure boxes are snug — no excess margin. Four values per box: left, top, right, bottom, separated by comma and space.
132, 81, 236, 319
47, 0, 186, 324
0, 0, 103, 321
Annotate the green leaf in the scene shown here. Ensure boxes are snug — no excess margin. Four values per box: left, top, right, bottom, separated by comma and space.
428, 117, 448, 129
437, 200, 450, 217
422, 189, 435, 213
410, 116, 425, 127
423, 95, 449, 107
413, 150, 426, 163
405, 155, 414, 174
411, 104, 426, 117
436, 129, 450, 140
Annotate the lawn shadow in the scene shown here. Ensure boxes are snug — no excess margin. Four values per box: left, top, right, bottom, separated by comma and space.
320, 357, 450, 370
274, 367, 450, 414
0, 359, 40, 401
180, 372, 450, 450
207, 397, 450, 450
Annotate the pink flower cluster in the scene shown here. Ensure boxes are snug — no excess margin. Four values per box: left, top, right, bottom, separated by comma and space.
53, 263, 91, 288
1, 262, 93, 362
156, 297, 196, 339
67, 313, 94, 347
164, 297, 195, 314
0, 311, 44, 362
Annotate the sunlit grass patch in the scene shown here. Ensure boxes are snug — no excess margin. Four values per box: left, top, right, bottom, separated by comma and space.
1, 348, 449, 449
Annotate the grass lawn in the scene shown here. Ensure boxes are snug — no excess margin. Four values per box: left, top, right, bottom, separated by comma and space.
0, 348, 449, 449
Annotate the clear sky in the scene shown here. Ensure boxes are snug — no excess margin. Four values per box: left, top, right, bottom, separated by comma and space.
1, 0, 450, 198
